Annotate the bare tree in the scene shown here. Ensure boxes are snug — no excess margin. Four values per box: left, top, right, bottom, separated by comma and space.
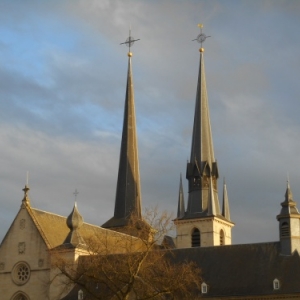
51, 208, 202, 300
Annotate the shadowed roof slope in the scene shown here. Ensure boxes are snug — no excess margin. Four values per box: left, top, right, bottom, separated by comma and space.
170, 242, 300, 297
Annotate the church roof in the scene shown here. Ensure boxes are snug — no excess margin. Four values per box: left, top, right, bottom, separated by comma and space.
169, 242, 300, 297
62, 241, 300, 299
28, 207, 118, 249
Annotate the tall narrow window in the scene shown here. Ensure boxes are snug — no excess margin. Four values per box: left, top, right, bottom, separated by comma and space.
281, 222, 289, 237
220, 229, 225, 245
191, 228, 200, 247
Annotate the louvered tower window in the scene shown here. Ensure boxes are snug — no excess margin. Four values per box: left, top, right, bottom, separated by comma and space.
281, 222, 289, 237
191, 228, 200, 247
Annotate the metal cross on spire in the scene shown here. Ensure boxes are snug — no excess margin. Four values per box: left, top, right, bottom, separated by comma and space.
120, 27, 140, 53
192, 24, 211, 48
73, 189, 79, 202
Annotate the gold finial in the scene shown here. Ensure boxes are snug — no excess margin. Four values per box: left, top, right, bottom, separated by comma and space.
199, 48, 204, 52
198, 24, 203, 29
128, 52, 133, 57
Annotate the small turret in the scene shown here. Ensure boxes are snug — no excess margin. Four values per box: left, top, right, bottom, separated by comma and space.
277, 180, 300, 255
63, 202, 85, 247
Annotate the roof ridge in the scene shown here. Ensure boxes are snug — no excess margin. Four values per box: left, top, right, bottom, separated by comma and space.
26, 205, 52, 248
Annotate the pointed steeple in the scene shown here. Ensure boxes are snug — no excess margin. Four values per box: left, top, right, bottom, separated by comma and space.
279, 181, 300, 215
222, 178, 231, 221
185, 43, 220, 218
177, 174, 185, 219
63, 202, 85, 246
103, 32, 142, 229
174, 26, 234, 249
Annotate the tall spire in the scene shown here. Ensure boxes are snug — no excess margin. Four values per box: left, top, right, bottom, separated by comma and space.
185, 25, 220, 218
102, 30, 142, 229
177, 174, 185, 219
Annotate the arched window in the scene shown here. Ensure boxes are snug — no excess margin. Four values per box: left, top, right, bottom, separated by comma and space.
281, 222, 289, 237
191, 228, 200, 247
11, 292, 29, 300
220, 229, 225, 245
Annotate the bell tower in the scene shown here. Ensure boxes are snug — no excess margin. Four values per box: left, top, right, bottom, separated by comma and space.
174, 25, 234, 248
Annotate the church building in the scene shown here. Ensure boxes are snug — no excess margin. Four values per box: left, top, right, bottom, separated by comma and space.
1, 27, 300, 299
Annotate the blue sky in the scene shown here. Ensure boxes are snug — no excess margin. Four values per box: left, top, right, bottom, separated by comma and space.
0, 0, 300, 244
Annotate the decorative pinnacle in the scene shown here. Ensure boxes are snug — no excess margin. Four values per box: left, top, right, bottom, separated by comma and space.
120, 28, 140, 55
192, 23, 211, 50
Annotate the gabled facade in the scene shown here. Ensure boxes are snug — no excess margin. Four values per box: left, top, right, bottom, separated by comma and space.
0, 186, 50, 300
0, 185, 140, 300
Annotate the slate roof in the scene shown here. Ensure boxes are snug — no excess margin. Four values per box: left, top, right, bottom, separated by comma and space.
169, 242, 300, 298
28, 207, 118, 249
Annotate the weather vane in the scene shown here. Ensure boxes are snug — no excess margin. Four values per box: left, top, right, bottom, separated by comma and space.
120, 27, 140, 54
192, 24, 211, 48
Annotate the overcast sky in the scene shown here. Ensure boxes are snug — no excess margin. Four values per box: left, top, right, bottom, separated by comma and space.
0, 0, 300, 245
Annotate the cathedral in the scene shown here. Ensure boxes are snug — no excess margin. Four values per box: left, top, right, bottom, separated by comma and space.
1, 29, 300, 300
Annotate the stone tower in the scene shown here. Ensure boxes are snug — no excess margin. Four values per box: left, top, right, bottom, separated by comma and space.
174, 31, 234, 248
